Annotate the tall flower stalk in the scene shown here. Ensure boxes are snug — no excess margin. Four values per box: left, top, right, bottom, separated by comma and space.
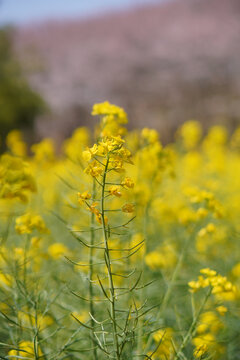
100, 155, 120, 360
89, 180, 97, 360
75, 102, 139, 359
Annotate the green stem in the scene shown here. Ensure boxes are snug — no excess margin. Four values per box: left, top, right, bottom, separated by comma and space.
173, 287, 212, 360
101, 156, 120, 360
89, 179, 98, 360
137, 205, 149, 357
23, 234, 30, 287
145, 233, 192, 354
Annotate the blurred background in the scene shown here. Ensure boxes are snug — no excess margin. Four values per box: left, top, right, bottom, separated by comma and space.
1, 0, 240, 146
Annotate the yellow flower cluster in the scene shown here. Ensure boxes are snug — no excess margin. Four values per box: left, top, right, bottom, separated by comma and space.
141, 128, 159, 144
183, 186, 224, 218
15, 213, 49, 234
48, 242, 69, 259
178, 120, 202, 150
84, 160, 103, 177
6, 130, 27, 157
92, 101, 128, 137
63, 127, 89, 162
151, 328, 174, 360
145, 244, 176, 270
92, 101, 128, 124
193, 310, 226, 358
188, 268, 236, 298
83, 136, 132, 172
1, 105, 240, 360
31, 138, 55, 163
122, 203, 135, 213
8, 341, 43, 359
77, 191, 91, 205
0, 154, 36, 202
18, 309, 53, 330
121, 176, 134, 188
109, 185, 122, 197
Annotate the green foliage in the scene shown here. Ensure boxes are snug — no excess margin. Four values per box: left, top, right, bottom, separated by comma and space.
0, 27, 46, 145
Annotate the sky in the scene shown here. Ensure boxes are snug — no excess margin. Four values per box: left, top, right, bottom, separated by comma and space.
0, 0, 164, 26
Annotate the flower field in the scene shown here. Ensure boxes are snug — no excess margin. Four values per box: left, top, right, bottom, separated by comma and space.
1, 102, 240, 359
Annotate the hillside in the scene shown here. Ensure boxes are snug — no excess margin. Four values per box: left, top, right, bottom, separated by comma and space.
14, 0, 240, 141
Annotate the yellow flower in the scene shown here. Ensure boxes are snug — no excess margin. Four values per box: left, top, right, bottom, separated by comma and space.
122, 204, 135, 213
15, 213, 49, 235
14, 247, 25, 262
205, 223, 216, 233
0, 154, 36, 202
141, 128, 159, 144
198, 224, 216, 238
109, 185, 122, 197
196, 311, 222, 335
0, 273, 13, 288
121, 177, 134, 189
6, 130, 27, 157
18, 310, 53, 330
193, 332, 215, 348
31, 138, 55, 162
189, 268, 235, 299
115, 147, 133, 164
178, 120, 202, 150
216, 305, 227, 316
196, 207, 208, 219
63, 127, 90, 161
145, 251, 164, 270
78, 191, 91, 205
72, 311, 89, 323
82, 144, 99, 161
193, 344, 208, 358
8, 341, 43, 359
84, 160, 103, 177
92, 101, 128, 124
200, 268, 217, 277
30, 236, 41, 248
88, 201, 99, 214
48, 243, 69, 259
110, 159, 124, 172
188, 280, 201, 293
231, 262, 240, 277
87, 203, 108, 224
152, 328, 174, 359
99, 136, 125, 154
